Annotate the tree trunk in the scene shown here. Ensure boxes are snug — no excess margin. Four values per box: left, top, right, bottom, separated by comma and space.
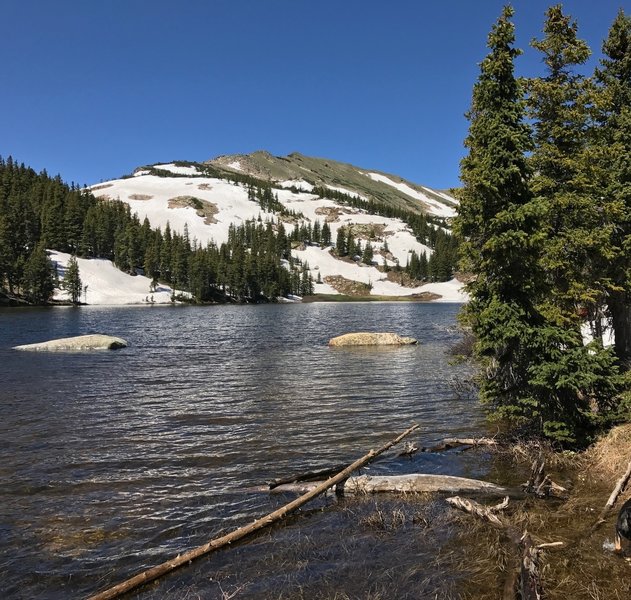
610, 290, 631, 368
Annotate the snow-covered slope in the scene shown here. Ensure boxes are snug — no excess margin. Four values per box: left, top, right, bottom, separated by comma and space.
85, 158, 465, 303
50, 250, 181, 305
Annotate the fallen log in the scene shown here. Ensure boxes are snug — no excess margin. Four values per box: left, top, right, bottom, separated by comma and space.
264, 473, 513, 496
86, 424, 419, 600
421, 437, 498, 453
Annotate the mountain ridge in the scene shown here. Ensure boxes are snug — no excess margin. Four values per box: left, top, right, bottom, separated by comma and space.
206, 150, 458, 218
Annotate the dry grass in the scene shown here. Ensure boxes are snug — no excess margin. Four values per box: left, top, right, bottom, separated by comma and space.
443, 424, 631, 599
584, 423, 631, 482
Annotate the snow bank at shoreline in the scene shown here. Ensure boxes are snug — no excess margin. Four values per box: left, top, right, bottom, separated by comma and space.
49, 251, 179, 305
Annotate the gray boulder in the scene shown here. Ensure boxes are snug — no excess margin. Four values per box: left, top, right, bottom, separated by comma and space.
14, 334, 127, 351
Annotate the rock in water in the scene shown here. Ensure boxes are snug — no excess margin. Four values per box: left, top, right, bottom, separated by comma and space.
14, 334, 127, 351
328, 332, 417, 347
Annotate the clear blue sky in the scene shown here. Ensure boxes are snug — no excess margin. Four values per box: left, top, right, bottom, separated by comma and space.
0, 0, 626, 189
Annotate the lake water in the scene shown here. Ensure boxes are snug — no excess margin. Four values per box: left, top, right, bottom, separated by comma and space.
0, 302, 488, 599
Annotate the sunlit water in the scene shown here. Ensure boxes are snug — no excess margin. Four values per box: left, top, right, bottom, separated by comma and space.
0, 302, 488, 599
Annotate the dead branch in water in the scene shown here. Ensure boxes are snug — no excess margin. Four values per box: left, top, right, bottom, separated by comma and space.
445, 495, 509, 527
421, 437, 498, 453
397, 441, 419, 456
446, 496, 563, 600
590, 455, 631, 533
86, 424, 419, 600
522, 456, 568, 499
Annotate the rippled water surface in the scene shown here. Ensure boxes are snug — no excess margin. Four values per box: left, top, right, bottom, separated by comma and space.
0, 303, 486, 599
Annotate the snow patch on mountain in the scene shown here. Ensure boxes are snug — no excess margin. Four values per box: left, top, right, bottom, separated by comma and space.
365, 172, 456, 218
278, 179, 314, 191
153, 163, 200, 176
326, 184, 368, 201
49, 250, 181, 305
92, 174, 262, 246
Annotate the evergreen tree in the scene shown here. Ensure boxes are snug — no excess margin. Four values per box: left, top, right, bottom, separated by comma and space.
335, 226, 347, 256
593, 9, 631, 366
321, 221, 332, 246
63, 255, 82, 304
361, 241, 374, 265
455, 6, 618, 444
23, 243, 55, 303
528, 4, 611, 334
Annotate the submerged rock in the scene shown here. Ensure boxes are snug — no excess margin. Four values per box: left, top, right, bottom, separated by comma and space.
328, 332, 418, 347
14, 334, 127, 352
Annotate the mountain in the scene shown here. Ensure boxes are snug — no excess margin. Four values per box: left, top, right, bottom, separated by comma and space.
208, 151, 458, 218
85, 151, 464, 302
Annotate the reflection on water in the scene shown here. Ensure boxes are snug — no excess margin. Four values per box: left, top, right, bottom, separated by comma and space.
0, 303, 484, 598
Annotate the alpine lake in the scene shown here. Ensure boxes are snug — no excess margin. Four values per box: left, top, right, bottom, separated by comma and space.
0, 302, 503, 599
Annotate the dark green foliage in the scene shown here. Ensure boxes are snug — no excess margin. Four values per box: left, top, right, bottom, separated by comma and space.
362, 241, 374, 265
455, 6, 621, 445
23, 242, 55, 303
593, 9, 631, 366
335, 226, 347, 256
63, 255, 82, 304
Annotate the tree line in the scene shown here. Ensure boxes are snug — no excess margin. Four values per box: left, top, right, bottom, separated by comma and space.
455, 5, 631, 444
311, 185, 458, 280
0, 158, 313, 304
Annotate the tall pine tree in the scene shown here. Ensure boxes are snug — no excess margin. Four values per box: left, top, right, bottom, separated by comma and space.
455, 6, 618, 444
593, 9, 631, 367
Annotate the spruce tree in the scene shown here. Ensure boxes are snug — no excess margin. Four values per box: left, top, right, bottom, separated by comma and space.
321, 221, 331, 246
455, 6, 617, 444
593, 9, 631, 366
63, 255, 82, 304
23, 243, 55, 303
528, 4, 611, 334
335, 226, 347, 256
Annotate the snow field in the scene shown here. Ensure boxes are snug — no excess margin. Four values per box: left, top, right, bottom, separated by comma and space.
365, 172, 457, 218
87, 169, 466, 302
49, 250, 181, 305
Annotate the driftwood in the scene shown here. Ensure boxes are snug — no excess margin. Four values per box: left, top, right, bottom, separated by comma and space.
446, 496, 562, 600
86, 424, 419, 600
591, 456, 631, 533
520, 532, 542, 600
522, 457, 568, 499
264, 474, 513, 496
445, 495, 509, 527
421, 437, 498, 453
398, 441, 419, 456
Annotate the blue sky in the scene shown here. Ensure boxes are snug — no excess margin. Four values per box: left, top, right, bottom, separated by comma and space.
0, 0, 626, 189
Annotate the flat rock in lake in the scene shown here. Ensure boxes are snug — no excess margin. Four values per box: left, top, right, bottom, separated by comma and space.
14, 334, 127, 352
328, 332, 418, 347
